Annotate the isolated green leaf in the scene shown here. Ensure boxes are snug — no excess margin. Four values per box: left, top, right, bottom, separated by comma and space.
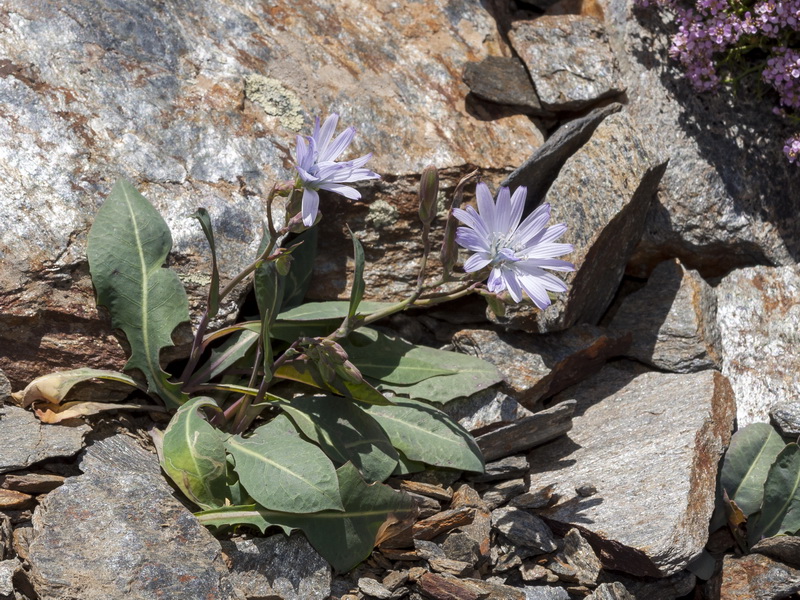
278, 301, 396, 321
721, 422, 786, 517
347, 227, 366, 320
361, 398, 484, 473
161, 397, 230, 510
748, 443, 800, 544
87, 179, 190, 408
282, 395, 399, 483
225, 415, 343, 513
274, 360, 391, 405
191, 208, 220, 318
368, 366, 502, 405
295, 462, 415, 572
13, 367, 142, 407
342, 328, 456, 384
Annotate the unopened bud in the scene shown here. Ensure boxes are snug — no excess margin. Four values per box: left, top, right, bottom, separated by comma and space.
275, 253, 292, 276
440, 170, 479, 277
418, 165, 439, 226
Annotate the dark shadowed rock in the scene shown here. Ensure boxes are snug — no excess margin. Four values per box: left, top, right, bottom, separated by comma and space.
0, 406, 89, 474
0, 0, 544, 388
607, 570, 696, 600
463, 56, 548, 115
752, 535, 800, 570
0, 370, 9, 405
603, 0, 800, 278
715, 265, 800, 426
475, 400, 576, 462
26, 435, 242, 600
492, 111, 668, 333
452, 325, 631, 410
608, 258, 720, 373
502, 102, 622, 206
719, 553, 800, 600
220, 534, 331, 600
491, 507, 558, 555
528, 362, 736, 577
510, 16, 625, 111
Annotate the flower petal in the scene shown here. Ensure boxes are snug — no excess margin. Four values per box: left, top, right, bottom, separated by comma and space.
514, 203, 551, 246
475, 182, 497, 233
302, 188, 320, 226
502, 269, 523, 303
519, 242, 574, 260
495, 187, 512, 233
320, 183, 361, 200
508, 186, 527, 232
456, 227, 490, 252
316, 114, 339, 155
320, 126, 356, 163
517, 274, 552, 310
487, 268, 506, 293
453, 206, 490, 239
463, 252, 492, 272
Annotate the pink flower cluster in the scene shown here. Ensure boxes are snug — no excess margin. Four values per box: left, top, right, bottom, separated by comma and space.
640, 0, 800, 163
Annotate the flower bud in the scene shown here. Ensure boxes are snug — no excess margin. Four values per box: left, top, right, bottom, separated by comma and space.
418, 165, 439, 226
274, 253, 292, 276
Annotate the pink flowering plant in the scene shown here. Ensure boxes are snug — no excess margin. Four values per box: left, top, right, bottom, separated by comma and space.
13, 114, 573, 572
639, 0, 800, 162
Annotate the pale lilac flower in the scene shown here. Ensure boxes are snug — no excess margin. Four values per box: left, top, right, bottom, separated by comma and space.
294, 113, 380, 226
454, 183, 575, 309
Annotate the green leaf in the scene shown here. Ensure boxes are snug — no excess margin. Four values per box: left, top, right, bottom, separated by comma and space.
392, 450, 427, 476
87, 179, 190, 408
294, 462, 415, 572
278, 301, 397, 321
13, 367, 142, 407
342, 328, 456, 385
281, 395, 399, 483
161, 397, 230, 510
274, 360, 392, 405
189, 329, 259, 387
255, 233, 284, 378
281, 227, 318, 310
347, 227, 366, 320
191, 208, 220, 318
748, 443, 800, 544
721, 422, 786, 517
197, 463, 415, 573
361, 398, 484, 473
194, 504, 295, 536
225, 415, 344, 513
368, 366, 502, 405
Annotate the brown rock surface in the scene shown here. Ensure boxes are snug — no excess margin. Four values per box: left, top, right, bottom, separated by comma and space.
0, 0, 544, 387
719, 553, 800, 600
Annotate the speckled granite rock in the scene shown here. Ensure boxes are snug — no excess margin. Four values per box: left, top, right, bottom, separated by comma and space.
715, 265, 800, 426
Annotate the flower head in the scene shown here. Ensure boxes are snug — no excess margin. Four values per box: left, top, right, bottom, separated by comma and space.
454, 183, 575, 309
294, 113, 380, 226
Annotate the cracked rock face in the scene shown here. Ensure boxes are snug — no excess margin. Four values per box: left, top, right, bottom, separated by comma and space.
0, 0, 544, 388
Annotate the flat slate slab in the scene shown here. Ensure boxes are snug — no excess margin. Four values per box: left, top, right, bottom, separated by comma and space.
528, 362, 735, 577
26, 435, 242, 600
0, 405, 90, 474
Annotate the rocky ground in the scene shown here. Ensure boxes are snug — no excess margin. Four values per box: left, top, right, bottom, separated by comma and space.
2, 0, 800, 599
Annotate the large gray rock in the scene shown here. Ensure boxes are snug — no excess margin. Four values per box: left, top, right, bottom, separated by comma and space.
528, 362, 736, 577
608, 258, 721, 373
452, 325, 630, 410
492, 110, 667, 333
0, 0, 544, 388
220, 534, 331, 600
715, 265, 800, 426
462, 56, 548, 116
0, 405, 89, 474
26, 435, 242, 600
602, 0, 800, 278
509, 16, 625, 112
